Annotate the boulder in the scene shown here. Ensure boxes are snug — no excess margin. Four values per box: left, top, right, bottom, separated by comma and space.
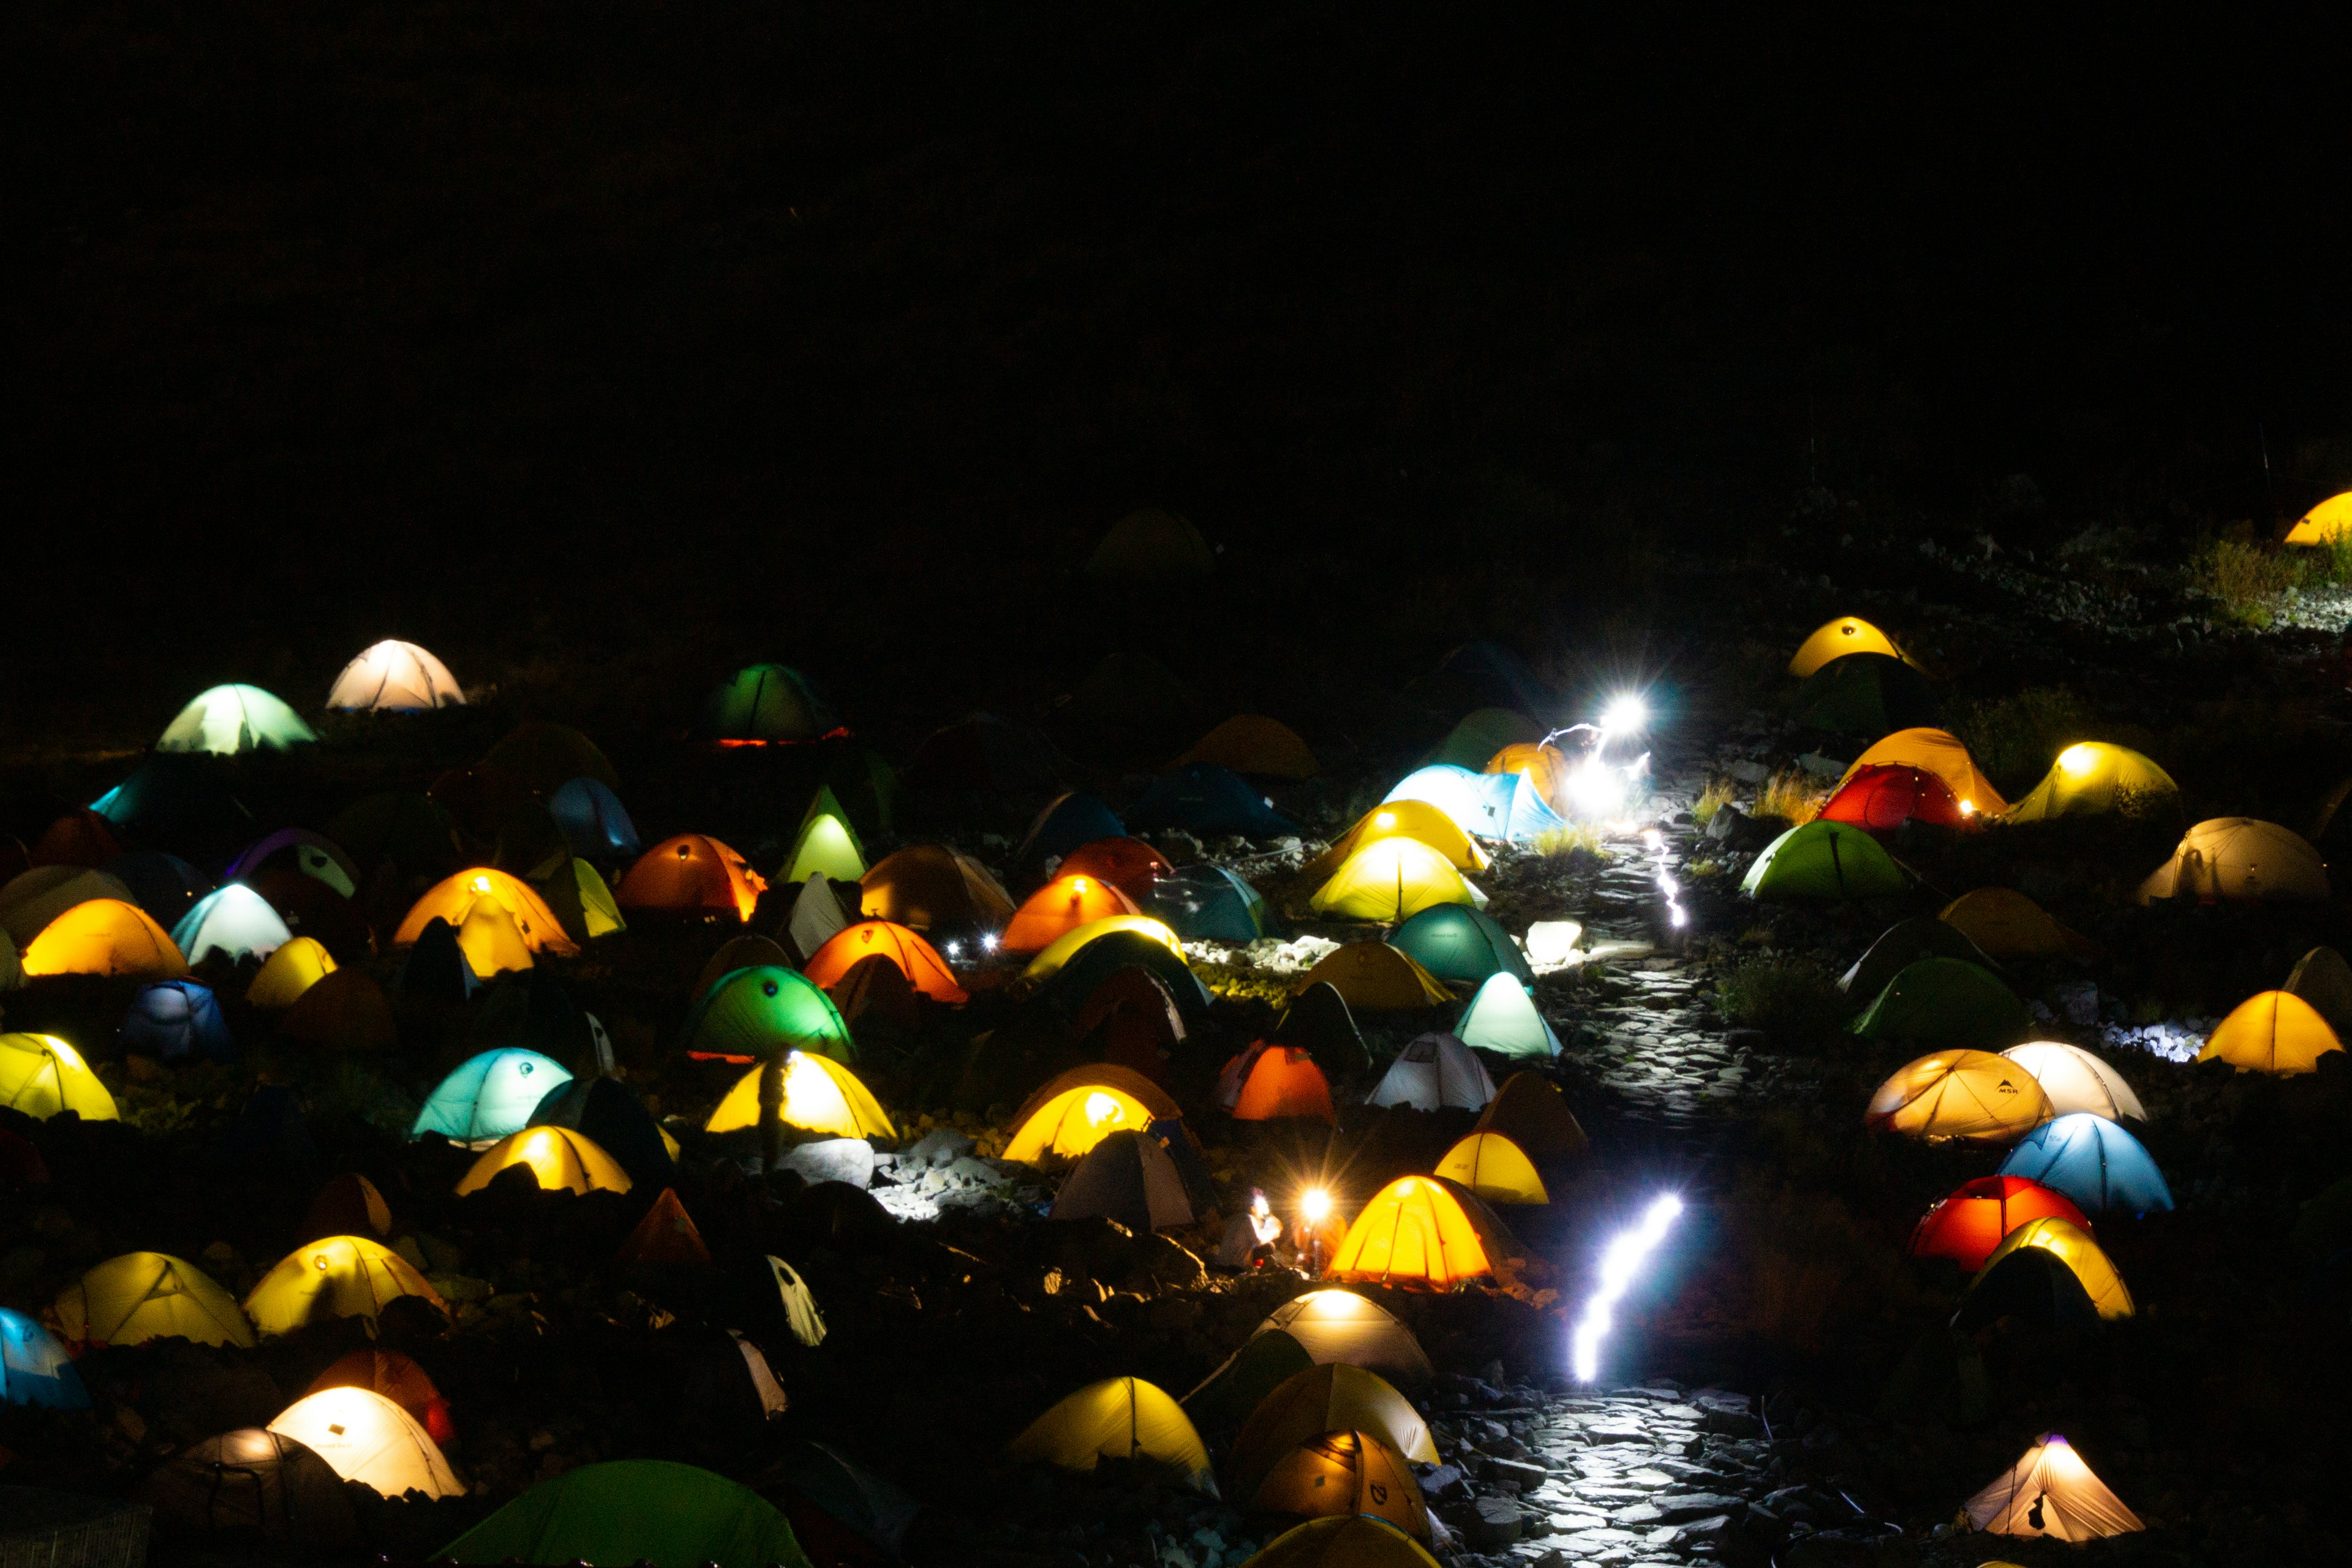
779, 1139, 876, 1189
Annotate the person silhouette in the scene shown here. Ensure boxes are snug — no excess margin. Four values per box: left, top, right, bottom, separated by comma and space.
2027, 1493, 2047, 1531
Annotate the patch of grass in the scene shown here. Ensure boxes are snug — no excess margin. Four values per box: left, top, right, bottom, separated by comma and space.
2192, 538, 2301, 626
2309, 530, 2352, 587
1755, 768, 1828, 824
1945, 685, 2095, 794
1715, 953, 1842, 1041
1532, 822, 1611, 859
1692, 775, 1736, 824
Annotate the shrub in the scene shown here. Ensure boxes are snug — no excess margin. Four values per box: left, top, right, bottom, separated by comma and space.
1755, 768, 1828, 824
2192, 538, 2300, 627
2310, 530, 2352, 588
1532, 822, 1611, 859
1692, 776, 1736, 824
1714, 953, 1842, 1041
1945, 685, 2095, 794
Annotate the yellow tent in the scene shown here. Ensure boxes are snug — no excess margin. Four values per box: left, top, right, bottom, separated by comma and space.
2002, 743, 2179, 821
0, 1033, 119, 1121
1020, 916, 1186, 982
20, 899, 187, 979
1242, 1517, 1443, 1568
1939, 888, 2098, 959
1177, 715, 1320, 780
1251, 1430, 1428, 1538
1227, 1364, 1438, 1496
704, 1052, 897, 1139
1004, 1084, 1157, 1163
56, 1253, 256, 1349
244, 1237, 447, 1336
392, 869, 577, 956
1294, 946, 1451, 1011
1790, 616, 1905, 677
2285, 491, 2352, 545
782, 813, 867, 885
458, 903, 535, 978
454, 1126, 634, 1196
268, 1388, 463, 1499
1006, 1377, 1213, 1491
2198, 990, 2345, 1074
1839, 729, 2005, 816
1964, 1433, 2144, 1541
1309, 840, 1476, 924
247, 937, 337, 1008
1973, 1218, 2133, 1320
1433, 1133, 1547, 1205
1253, 1292, 1433, 1385
1865, 1050, 2052, 1144
1304, 802, 1488, 881
1325, 1176, 1515, 1288
2137, 818, 2329, 904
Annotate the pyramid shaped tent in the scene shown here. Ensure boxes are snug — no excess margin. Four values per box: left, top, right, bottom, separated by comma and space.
1962, 1434, 2143, 1541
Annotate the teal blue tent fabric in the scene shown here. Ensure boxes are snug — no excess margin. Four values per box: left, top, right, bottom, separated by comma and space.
1016, 793, 1126, 875
172, 884, 293, 965
1998, 1114, 2174, 1216
1383, 766, 1564, 845
413, 1049, 573, 1143
1393, 905, 1532, 986
1145, 864, 1267, 941
1455, 974, 1561, 1059
1849, 958, 2031, 1050
549, 778, 641, 862
442, 1460, 813, 1568
1, 1309, 89, 1410
1126, 764, 1298, 839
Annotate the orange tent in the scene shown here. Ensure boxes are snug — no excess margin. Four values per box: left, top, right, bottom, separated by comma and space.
1231, 1047, 1336, 1123
802, 921, 967, 1003
615, 835, 766, 924
1326, 1175, 1518, 1289
1484, 744, 1571, 815
861, 846, 1016, 932
1838, 728, 2007, 816
2198, 990, 2346, 1074
1000, 874, 1142, 954
1866, 1050, 2052, 1144
618, 1189, 711, 1264
20, 899, 187, 979
1175, 715, 1319, 780
1054, 838, 1174, 902
392, 870, 576, 956
1906, 1175, 2090, 1271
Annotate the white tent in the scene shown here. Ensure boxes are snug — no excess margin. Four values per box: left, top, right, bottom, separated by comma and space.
1050, 1129, 1192, 1234
1964, 1433, 2143, 1542
327, 641, 466, 712
2000, 1042, 2147, 1122
786, 876, 853, 966
1367, 1033, 1496, 1111
268, 1387, 462, 1498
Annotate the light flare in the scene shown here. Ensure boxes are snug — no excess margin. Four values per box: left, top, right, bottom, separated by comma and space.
1570, 1193, 1684, 1382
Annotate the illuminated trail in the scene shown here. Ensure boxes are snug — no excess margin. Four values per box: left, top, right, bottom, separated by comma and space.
1570, 1193, 1685, 1381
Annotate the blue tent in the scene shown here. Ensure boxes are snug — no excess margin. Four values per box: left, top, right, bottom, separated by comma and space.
415, 1049, 574, 1144
398, 917, 480, 1001
1998, 1113, 2174, 1216
1014, 793, 1126, 873
1383, 766, 1565, 845
1125, 764, 1298, 839
217, 1085, 317, 1169
1, 1308, 89, 1410
119, 980, 235, 1063
549, 777, 643, 862
172, 884, 293, 965
1393, 905, 1533, 986
104, 851, 216, 927
1145, 864, 1268, 941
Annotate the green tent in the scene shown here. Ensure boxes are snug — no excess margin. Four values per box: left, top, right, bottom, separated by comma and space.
1741, 820, 1909, 900
1790, 653, 1939, 739
683, 966, 856, 1063
1849, 957, 2032, 1050
442, 1460, 813, 1568
1427, 707, 1542, 771
1183, 1329, 1316, 1430
1838, 916, 1997, 1003
1455, 973, 1561, 1060
701, 665, 837, 744
1392, 905, 1534, 987
782, 812, 867, 885
157, 684, 317, 756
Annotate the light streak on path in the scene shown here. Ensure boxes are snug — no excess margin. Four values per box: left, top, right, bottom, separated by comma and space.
1571, 1193, 1685, 1381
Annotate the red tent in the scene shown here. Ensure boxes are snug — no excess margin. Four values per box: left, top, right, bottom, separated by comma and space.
1907, 1175, 2089, 1270
1819, 763, 1969, 834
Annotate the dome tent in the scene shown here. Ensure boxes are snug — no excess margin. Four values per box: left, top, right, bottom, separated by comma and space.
91, 756, 255, 863
1838, 728, 2006, 815
225, 829, 360, 897
618, 834, 766, 923
394, 869, 576, 956
1252, 1291, 1433, 1386
1224, 1045, 1336, 1123
1382, 765, 1565, 845
1145, 863, 1268, 940
684, 966, 858, 1063
1177, 715, 1319, 780
1326, 1175, 1518, 1288
1741, 820, 1909, 900
537, 856, 627, 944
1455, 974, 1561, 1059
1015, 793, 1128, 874
1084, 508, 1216, 581
1306, 801, 1487, 883
1792, 652, 1939, 737
1954, 1228, 2132, 1332
1, 1308, 90, 1409
1789, 616, 1906, 677
304, 1172, 394, 1240
1392, 905, 1532, 987
704, 1052, 895, 1139
484, 721, 619, 793
1252, 1430, 1428, 1539
244, 1237, 445, 1335
1006, 1377, 1214, 1492
1962, 1433, 2143, 1542
700, 663, 837, 743
1906, 1175, 2090, 1271
1850, 958, 2032, 1051
104, 851, 213, 927
617, 1188, 713, 1264
268, 1387, 462, 1498
157, 684, 317, 755
23, 898, 187, 978
1435, 1131, 1547, 1204
1368, 1033, 1496, 1112
135, 1428, 359, 1556
119, 979, 233, 1062
781, 812, 867, 887
2198, 989, 2345, 1073
56, 1251, 255, 1348
804, 921, 965, 1003
0, 865, 137, 947
1310, 839, 1477, 923
2285, 945, 2352, 1036
1866, 1050, 2052, 1143
2137, 818, 2329, 903
1057, 836, 1174, 901
1242, 1518, 1442, 1568
1127, 763, 1300, 840
441, 1460, 815, 1568
2004, 742, 2179, 821
1940, 887, 2098, 959
861, 845, 1017, 934
1997, 1114, 2173, 1215
413, 1049, 573, 1144
246, 935, 335, 1007
2284, 490, 2352, 545
328, 641, 464, 710
1050, 1129, 1193, 1233
1837, 916, 1999, 1001
1273, 982, 1371, 1074
282, 967, 400, 1050
1817, 764, 1966, 834
1227, 1364, 1438, 1498
307, 1349, 454, 1446
455, 1125, 633, 1196
1295, 944, 1451, 1012
549, 777, 642, 863
172, 884, 292, 965
1033, 929, 1214, 1022
0, 1033, 119, 1121
1002, 873, 1142, 952
1472, 1071, 1588, 1161
30, 809, 121, 869
1004, 1072, 1172, 1163
529, 1076, 674, 1191
1185, 1332, 1317, 1430
2000, 1042, 2147, 1121
1427, 708, 1542, 772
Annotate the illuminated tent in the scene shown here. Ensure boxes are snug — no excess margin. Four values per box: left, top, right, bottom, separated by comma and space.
1295, 945, 1451, 1012
484, 721, 619, 793
1962, 1433, 2143, 1542
1005, 1076, 1167, 1163
2286, 945, 2352, 1036
1085, 508, 1216, 581
1473, 1072, 1588, 1161
282, 967, 400, 1051
413, 1049, 573, 1144
328, 641, 464, 710
1907, 1176, 2089, 1271
1242, 1517, 1442, 1568
2198, 989, 2345, 1074
1253, 1431, 1428, 1538
56, 1252, 255, 1348
1308, 805, 1487, 888
1956, 1218, 2135, 1329
1850, 958, 2032, 1051
2000, 1042, 2146, 1121
1227, 1364, 1438, 1497
1007, 1377, 1214, 1491
244, 1237, 446, 1335
1838, 728, 2005, 816
2284, 490, 2352, 545
1940, 888, 2098, 959
1998, 1114, 2173, 1215
1003, 873, 1142, 953
1145, 863, 1270, 941
617, 1188, 712, 1264
2005, 742, 2178, 821
701, 663, 837, 743
246, 935, 336, 1008
169, 884, 291, 966
1428, 708, 1542, 772
394, 869, 575, 956
1792, 652, 1938, 738
1050, 1129, 1193, 1233
1326, 1175, 1517, 1288
2137, 818, 2328, 903
1, 1308, 89, 1409
1177, 715, 1319, 780
1817, 764, 1965, 834
705, 1052, 895, 1139
684, 966, 857, 1063
1057, 836, 1174, 902
1368, 1033, 1496, 1112
529, 1076, 675, 1191
1253, 1292, 1432, 1387
1390, 907, 1529, 989
861, 845, 1017, 933
1310, 840, 1477, 923
23, 898, 187, 978
1382, 766, 1565, 845
548, 777, 641, 864
455, 1125, 633, 1196
119, 979, 233, 1062
782, 812, 866, 886
1789, 616, 1905, 677
1837, 916, 1998, 1001
1455, 974, 1561, 1059
158, 684, 317, 755
1021, 915, 1186, 982
308, 1349, 454, 1446
1434, 1132, 1547, 1204
0, 1033, 119, 1121
268, 1387, 461, 1498
1225, 1046, 1336, 1123
1128, 763, 1301, 840
535, 856, 626, 944
442, 1460, 814, 1568
135, 1429, 359, 1555
617, 835, 766, 923
0, 865, 136, 947
1864, 1050, 2052, 1144
1741, 820, 1909, 900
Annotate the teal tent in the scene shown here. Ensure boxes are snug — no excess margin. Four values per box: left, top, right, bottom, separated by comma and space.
1393, 905, 1532, 987
1850, 958, 2032, 1050
701, 665, 837, 744
1791, 653, 1939, 738
1741, 820, 1909, 900
171, 885, 292, 965
1145, 864, 1268, 941
442, 1460, 813, 1568
157, 684, 317, 756
1997, 1114, 2174, 1217
2, 1308, 90, 1410
413, 1049, 573, 1144
683, 967, 856, 1063
1455, 974, 1561, 1060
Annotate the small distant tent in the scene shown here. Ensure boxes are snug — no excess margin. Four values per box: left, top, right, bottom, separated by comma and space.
1226, 1046, 1336, 1123
92, 756, 256, 862
1850, 958, 2032, 1051
22, 898, 187, 978
785, 876, 856, 965
1472, 1072, 1588, 1161
1295, 945, 1451, 1011
2000, 1042, 2146, 1121
1325, 1175, 1517, 1288
1021, 915, 1186, 982
268, 1387, 462, 1499
394, 869, 576, 956
1003, 1070, 1172, 1163
1367, 1033, 1496, 1112
244, 1237, 446, 1335
120, 979, 233, 1062
538, 856, 627, 943
307, 1349, 454, 1446
1003, 873, 1142, 952
548, 777, 642, 863
2285, 946, 2352, 1036
1428, 709, 1542, 772
1145, 863, 1269, 941
170, 884, 292, 966
2136, 818, 2328, 903
704, 1052, 895, 1139
135, 1429, 358, 1556
1789, 616, 1906, 677
1127, 763, 1300, 840
328, 641, 464, 711
1035, 929, 1214, 1022
1006, 1376, 1215, 1491
1186, 1332, 1316, 1428
861, 845, 1017, 933
455, 1125, 633, 1196
1455, 975, 1561, 1059
1792, 652, 1938, 737
782, 812, 867, 887
1817, 764, 1966, 834
56, 1252, 255, 1348
227, 829, 360, 896
1837, 916, 1997, 1000
1253, 1430, 1428, 1538
1050, 1129, 1193, 1233
2198, 989, 2345, 1074
1306, 802, 1488, 883
158, 684, 317, 755
1940, 888, 2098, 959
1838, 728, 2005, 815
2005, 743, 2179, 821
2283, 490, 2352, 545
1084, 508, 1215, 581
247, 935, 336, 1008
1057, 836, 1174, 902
413, 1049, 573, 1144
1, 1308, 89, 1409
1177, 715, 1318, 780
1253, 1291, 1433, 1386
618, 1188, 712, 1264
304, 1172, 393, 1241
1241, 1517, 1442, 1568
618, 835, 766, 924
0, 1033, 119, 1121
484, 721, 620, 794
1741, 820, 1909, 900
1962, 1433, 2143, 1542
1227, 1364, 1438, 1498
803, 922, 965, 1003
1391, 906, 1528, 987
1865, 1049, 2052, 1143
701, 664, 837, 743
441, 1460, 815, 1568
684, 967, 857, 1063
1907, 1176, 2089, 1271
1310, 839, 1477, 923
1997, 1114, 2173, 1216
1435, 1132, 1547, 1204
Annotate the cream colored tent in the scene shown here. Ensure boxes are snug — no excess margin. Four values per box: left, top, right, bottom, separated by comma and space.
1963, 1433, 2143, 1541
268, 1387, 464, 1498
2137, 818, 2328, 904
1999, 1042, 2146, 1122
1253, 1291, 1433, 1386
327, 641, 465, 711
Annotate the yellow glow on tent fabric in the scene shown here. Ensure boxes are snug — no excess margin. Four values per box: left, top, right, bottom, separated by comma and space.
0, 1033, 119, 1121
1963, 1433, 2144, 1542
268, 1387, 462, 1499
244, 1237, 447, 1336
782, 813, 867, 884
1309, 839, 1476, 924
56, 1253, 256, 1349
2285, 491, 2352, 546
458, 904, 535, 977
1250, 1430, 1429, 1538
1253, 1291, 1434, 1384
1839, 728, 2007, 815
1939, 888, 2098, 959
2136, 818, 2330, 904
1305, 800, 1489, 881
393, 869, 576, 955
2003, 742, 2179, 821
2000, 1042, 2148, 1121
1434, 1132, 1548, 1204
1003, 1084, 1155, 1163
1973, 1218, 2134, 1320
1326, 1176, 1503, 1288
1006, 1376, 1213, 1490
704, 1052, 897, 1139
1020, 916, 1186, 982
2198, 990, 2346, 1074
247, 937, 337, 1008
1789, 617, 1905, 677
1294, 944, 1452, 1011
1227, 1363, 1441, 1498
1864, 1050, 2052, 1144
1240, 1517, 1446, 1568
21, 899, 188, 979
454, 1126, 634, 1196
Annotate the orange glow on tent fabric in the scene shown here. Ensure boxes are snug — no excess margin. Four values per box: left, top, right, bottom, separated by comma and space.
1866, 1050, 2053, 1144
1231, 1047, 1336, 1123
1001, 874, 1143, 954
1838, 728, 2008, 816
454, 1126, 633, 1197
392, 869, 576, 956
1054, 838, 1175, 902
21, 899, 188, 979
1483, 744, 1572, 814
1005, 1084, 1158, 1163
1326, 1176, 1510, 1289
802, 921, 968, 1002
1817, 764, 1967, 834
614, 835, 766, 923
1906, 1175, 2089, 1271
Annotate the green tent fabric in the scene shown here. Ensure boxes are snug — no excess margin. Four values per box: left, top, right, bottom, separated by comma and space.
683, 966, 856, 1063
1183, 1329, 1316, 1430
1392, 905, 1534, 987
1849, 957, 2033, 1050
1838, 916, 1997, 1002
782, 813, 867, 885
157, 685, 317, 756
442, 1459, 813, 1568
1455, 974, 1561, 1060
1427, 707, 1542, 771
701, 665, 837, 744
1790, 653, 1939, 739
1741, 820, 1909, 901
